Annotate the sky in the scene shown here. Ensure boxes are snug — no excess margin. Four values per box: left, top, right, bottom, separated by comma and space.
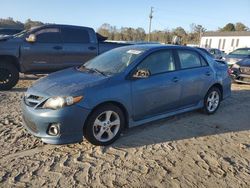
0, 0, 250, 32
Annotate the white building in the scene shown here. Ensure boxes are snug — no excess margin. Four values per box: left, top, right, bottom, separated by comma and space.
200, 31, 250, 54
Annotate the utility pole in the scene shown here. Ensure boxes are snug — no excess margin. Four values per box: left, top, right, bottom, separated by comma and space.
148, 6, 153, 42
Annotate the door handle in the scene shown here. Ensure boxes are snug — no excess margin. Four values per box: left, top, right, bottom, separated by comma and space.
205, 71, 211, 76
88, 46, 96, 50
172, 77, 179, 82
53, 46, 63, 50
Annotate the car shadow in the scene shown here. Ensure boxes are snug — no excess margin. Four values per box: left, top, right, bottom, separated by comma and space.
111, 88, 250, 148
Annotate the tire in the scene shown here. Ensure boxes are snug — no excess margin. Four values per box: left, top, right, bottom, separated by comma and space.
83, 104, 125, 146
0, 62, 19, 90
203, 87, 221, 115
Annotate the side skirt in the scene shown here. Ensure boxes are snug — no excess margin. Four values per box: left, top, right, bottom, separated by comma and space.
128, 101, 203, 128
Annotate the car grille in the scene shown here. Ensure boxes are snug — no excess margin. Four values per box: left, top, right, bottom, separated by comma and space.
24, 94, 44, 107
240, 67, 250, 75
22, 115, 38, 133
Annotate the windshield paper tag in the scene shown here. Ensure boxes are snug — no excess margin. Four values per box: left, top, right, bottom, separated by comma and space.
127, 50, 143, 55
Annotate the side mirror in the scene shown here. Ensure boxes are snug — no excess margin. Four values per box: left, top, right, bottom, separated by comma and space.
26, 34, 36, 43
132, 69, 151, 79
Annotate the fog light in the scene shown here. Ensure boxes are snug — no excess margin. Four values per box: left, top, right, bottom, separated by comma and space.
48, 123, 60, 136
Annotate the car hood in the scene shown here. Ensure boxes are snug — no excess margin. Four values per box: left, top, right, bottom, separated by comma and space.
237, 58, 250, 67
224, 54, 249, 65
29, 67, 109, 96
0, 35, 13, 41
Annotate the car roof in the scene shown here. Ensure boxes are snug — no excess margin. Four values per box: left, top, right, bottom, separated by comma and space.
234, 48, 250, 50
125, 44, 200, 52
30, 24, 93, 31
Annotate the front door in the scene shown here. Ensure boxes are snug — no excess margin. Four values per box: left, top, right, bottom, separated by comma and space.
131, 50, 182, 121
20, 27, 65, 73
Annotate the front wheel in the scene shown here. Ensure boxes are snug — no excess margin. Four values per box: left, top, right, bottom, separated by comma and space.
203, 87, 221, 114
0, 62, 19, 90
84, 104, 125, 146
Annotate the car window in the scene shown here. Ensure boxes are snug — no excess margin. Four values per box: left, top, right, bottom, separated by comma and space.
137, 50, 175, 75
178, 50, 202, 69
230, 49, 250, 55
61, 28, 90, 43
200, 56, 208, 66
35, 28, 61, 43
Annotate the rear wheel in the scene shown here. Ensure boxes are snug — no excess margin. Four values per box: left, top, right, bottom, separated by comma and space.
0, 62, 19, 90
84, 104, 125, 146
203, 87, 221, 114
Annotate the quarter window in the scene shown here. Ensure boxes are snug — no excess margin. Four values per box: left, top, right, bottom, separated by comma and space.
137, 50, 175, 75
178, 50, 203, 69
35, 28, 61, 43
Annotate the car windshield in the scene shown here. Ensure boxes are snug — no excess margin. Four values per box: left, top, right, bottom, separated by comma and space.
13, 26, 40, 38
79, 47, 145, 75
230, 49, 250, 56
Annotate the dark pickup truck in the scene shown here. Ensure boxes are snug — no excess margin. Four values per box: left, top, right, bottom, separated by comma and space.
0, 24, 130, 90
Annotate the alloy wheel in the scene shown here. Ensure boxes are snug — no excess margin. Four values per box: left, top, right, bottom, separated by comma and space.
206, 91, 220, 112
93, 110, 121, 142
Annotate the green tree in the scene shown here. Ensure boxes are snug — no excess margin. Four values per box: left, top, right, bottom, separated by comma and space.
0, 17, 24, 29
190, 23, 206, 44
235, 22, 249, 31
24, 19, 44, 29
220, 23, 236, 31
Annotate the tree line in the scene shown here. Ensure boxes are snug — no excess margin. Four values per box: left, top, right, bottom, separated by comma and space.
0, 17, 43, 30
0, 17, 249, 44
97, 22, 249, 44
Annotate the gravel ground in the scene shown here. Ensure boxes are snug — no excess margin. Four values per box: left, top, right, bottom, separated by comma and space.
0, 76, 250, 188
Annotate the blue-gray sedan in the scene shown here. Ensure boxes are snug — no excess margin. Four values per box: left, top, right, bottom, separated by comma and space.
22, 45, 231, 145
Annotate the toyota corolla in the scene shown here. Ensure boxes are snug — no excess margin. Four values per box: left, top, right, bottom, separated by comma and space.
22, 45, 231, 146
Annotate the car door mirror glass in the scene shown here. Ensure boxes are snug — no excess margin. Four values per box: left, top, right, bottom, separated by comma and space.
133, 69, 151, 79
26, 34, 36, 43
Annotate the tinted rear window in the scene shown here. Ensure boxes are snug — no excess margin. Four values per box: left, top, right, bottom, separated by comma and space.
61, 28, 90, 43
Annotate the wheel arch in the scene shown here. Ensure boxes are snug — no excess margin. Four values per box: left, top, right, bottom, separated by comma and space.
84, 101, 129, 130
0, 55, 20, 71
208, 83, 223, 98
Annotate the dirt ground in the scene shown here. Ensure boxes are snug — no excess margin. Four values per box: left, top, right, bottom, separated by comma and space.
0, 76, 249, 188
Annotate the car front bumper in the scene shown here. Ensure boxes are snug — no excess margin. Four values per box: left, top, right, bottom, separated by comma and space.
233, 74, 250, 84
230, 68, 250, 84
21, 99, 91, 144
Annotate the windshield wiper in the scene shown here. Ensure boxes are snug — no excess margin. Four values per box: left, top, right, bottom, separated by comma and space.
90, 68, 107, 76
78, 65, 107, 76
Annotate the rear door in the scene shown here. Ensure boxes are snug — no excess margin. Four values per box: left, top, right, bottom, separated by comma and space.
61, 27, 98, 67
176, 49, 213, 108
131, 50, 182, 121
20, 27, 64, 73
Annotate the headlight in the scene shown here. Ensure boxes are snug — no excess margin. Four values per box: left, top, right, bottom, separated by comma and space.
42, 96, 83, 110
232, 64, 240, 69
